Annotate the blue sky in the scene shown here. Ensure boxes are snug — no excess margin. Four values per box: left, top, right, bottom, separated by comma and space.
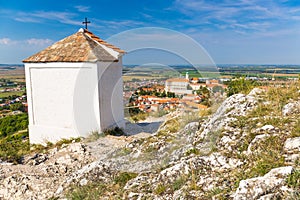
0, 0, 300, 64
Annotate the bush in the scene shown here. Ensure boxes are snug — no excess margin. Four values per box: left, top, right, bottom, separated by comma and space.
66, 182, 106, 200
226, 78, 258, 97
103, 127, 126, 136
113, 172, 137, 187
66, 172, 137, 199
0, 114, 28, 137
155, 184, 167, 195
287, 170, 300, 189
10, 103, 25, 112
0, 131, 30, 163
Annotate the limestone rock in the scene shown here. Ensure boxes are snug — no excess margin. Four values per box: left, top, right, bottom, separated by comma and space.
284, 137, 300, 164
282, 101, 300, 116
197, 88, 260, 141
246, 134, 269, 155
1, 87, 300, 199
233, 166, 294, 200
284, 137, 300, 152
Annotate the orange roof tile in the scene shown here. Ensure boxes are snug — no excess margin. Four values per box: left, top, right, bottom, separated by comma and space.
23, 29, 125, 63
166, 78, 189, 83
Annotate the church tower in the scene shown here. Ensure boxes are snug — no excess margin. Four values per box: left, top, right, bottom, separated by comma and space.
23, 28, 125, 144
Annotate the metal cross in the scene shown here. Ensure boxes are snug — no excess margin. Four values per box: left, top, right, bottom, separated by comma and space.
82, 17, 91, 30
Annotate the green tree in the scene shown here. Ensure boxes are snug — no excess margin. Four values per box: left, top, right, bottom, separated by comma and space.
167, 92, 175, 98
0, 114, 28, 137
212, 85, 224, 94
10, 103, 25, 112
226, 78, 258, 97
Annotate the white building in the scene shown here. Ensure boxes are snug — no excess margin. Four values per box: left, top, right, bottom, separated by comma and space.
23, 28, 125, 144
165, 78, 192, 94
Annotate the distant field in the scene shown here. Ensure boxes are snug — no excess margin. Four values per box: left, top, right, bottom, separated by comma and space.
123, 75, 158, 81
263, 73, 299, 77
266, 68, 298, 71
0, 67, 25, 82
181, 71, 221, 78
0, 91, 24, 98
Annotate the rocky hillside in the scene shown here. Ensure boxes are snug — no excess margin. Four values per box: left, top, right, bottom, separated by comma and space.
0, 86, 300, 199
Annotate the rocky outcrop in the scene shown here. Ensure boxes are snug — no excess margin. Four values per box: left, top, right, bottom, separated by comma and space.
195, 88, 262, 143
1, 88, 299, 199
282, 100, 300, 116
233, 166, 294, 200
0, 142, 94, 199
284, 137, 300, 165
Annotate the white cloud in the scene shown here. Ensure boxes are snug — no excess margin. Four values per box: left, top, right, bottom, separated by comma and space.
0, 37, 53, 46
91, 19, 146, 30
26, 38, 53, 46
0, 38, 12, 45
14, 16, 41, 23
75, 5, 90, 13
0, 38, 18, 45
30, 11, 80, 25
172, 0, 300, 33
6, 10, 80, 25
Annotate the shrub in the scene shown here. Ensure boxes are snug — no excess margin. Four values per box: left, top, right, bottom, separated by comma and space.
66, 172, 137, 199
66, 182, 106, 200
131, 112, 148, 123
0, 114, 28, 137
226, 78, 258, 97
154, 184, 167, 195
113, 172, 137, 187
103, 127, 126, 136
172, 177, 186, 191
0, 131, 29, 163
287, 170, 300, 189
185, 148, 200, 156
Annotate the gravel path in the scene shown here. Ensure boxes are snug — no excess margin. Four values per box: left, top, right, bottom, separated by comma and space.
124, 115, 166, 135
87, 115, 166, 160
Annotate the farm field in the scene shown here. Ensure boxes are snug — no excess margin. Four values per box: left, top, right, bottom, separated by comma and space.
0, 91, 25, 98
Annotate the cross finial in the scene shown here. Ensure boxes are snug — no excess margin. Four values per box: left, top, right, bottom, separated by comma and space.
82, 17, 91, 30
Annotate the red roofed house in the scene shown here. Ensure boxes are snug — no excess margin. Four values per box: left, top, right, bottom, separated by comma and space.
23, 28, 125, 144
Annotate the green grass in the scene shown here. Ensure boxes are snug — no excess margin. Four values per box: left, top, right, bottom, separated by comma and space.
218, 82, 300, 194
0, 113, 28, 137
0, 134, 82, 164
113, 172, 138, 187
66, 182, 108, 200
0, 131, 29, 163
66, 172, 137, 199
0, 90, 24, 98
154, 184, 167, 195
291, 119, 300, 137
0, 113, 81, 163
185, 148, 200, 156
83, 131, 103, 142
103, 127, 126, 136
286, 170, 300, 189
226, 78, 258, 97
172, 177, 186, 191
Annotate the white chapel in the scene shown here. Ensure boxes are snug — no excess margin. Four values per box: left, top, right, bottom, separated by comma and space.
23, 28, 125, 144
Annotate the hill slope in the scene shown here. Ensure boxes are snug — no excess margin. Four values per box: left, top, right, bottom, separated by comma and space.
0, 85, 300, 199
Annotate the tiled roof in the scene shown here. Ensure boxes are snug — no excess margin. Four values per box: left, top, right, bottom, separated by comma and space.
166, 78, 189, 83
23, 29, 125, 63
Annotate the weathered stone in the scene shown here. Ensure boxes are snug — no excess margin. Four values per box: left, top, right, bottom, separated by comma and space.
282, 101, 300, 116
1, 88, 299, 199
260, 125, 274, 131
246, 134, 269, 155
284, 137, 300, 152
233, 166, 294, 200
